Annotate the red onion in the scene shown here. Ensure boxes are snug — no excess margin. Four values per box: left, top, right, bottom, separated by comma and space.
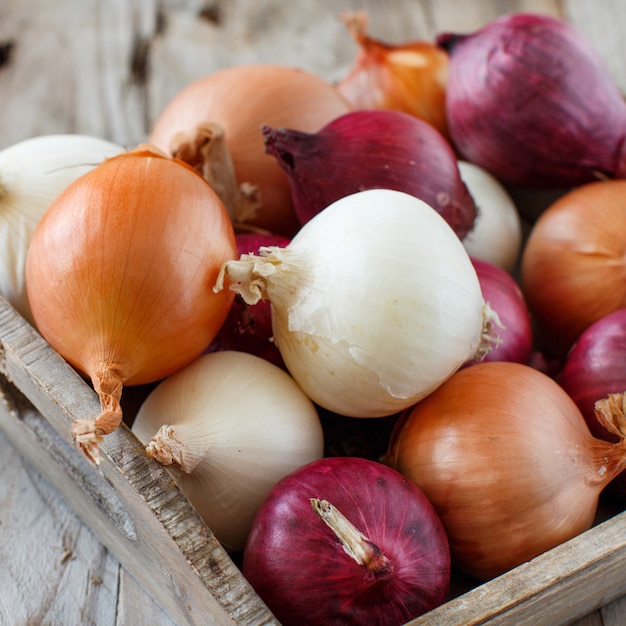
242, 456, 450, 625
559, 308, 626, 442
469, 257, 533, 365
205, 232, 289, 368
437, 13, 626, 188
262, 109, 477, 239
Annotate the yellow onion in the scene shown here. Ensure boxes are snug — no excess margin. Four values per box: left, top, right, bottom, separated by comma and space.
386, 361, 626, 580
149, 64, 351, 237
521, 179, 626, 359
336, 11, 449, 139
26, 145, 237, 463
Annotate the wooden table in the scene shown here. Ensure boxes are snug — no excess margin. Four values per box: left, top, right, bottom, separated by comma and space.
1, 1, 626, 623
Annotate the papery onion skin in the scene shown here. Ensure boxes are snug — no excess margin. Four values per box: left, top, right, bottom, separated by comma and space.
458, 160, 523, 272
148, 64, 351, 237
469, 257, 533, 365
0, 134, 125, 325
26, 145, 237, 461
242, 456, 450, 626
438, 13, 626, 187
216, 189, 485, 418
263, 109, 477, 239
386, 361, 626, 581
205, 232, 289, 368
132, 351, 324, 552
336, 11, 450, 139
520, 179, 626, 360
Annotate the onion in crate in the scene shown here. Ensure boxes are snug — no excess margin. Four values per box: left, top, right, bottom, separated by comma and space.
242, 456, 450, 625
132, 350, 324, 552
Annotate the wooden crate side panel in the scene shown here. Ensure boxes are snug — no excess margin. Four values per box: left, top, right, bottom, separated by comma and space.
407, 510, 626, 625
0, 295, 277, 626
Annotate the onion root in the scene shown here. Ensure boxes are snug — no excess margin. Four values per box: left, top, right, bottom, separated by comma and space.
72, 364, 123, 465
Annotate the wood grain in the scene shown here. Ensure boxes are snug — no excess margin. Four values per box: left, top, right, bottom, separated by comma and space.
1, 1, 626, 625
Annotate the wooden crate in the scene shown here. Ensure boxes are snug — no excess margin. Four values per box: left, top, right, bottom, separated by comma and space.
2, 1, 626, 623
2, 293, 626, 626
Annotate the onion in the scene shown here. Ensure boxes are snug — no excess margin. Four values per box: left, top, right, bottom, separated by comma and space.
521, 179, 626, 359
131, 350, 324, 552
468, 257, 533, 365
336, 11, 450, 139
215, 189, 491, 418
438, 13, 626, 187
148, 64, 351, 237
386, 361, 626, 581
457, 160, 523, 272
205, 232, 290, 368
242, 456, 450, 625
25, 144, 237, 464
559, 308, 626, 443
263, 109, 477, 239
0, 134, 124, 325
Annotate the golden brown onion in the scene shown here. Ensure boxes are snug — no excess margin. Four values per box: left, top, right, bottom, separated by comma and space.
26, 145, 237, 463
521, 179, 626, 359
149, 64, 351, 237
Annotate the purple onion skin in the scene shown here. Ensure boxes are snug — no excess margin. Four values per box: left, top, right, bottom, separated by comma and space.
262, 109, 477, 239
559, 308, 626, 442
437, 13, 626, 188
558, 308, 626, 496
242, 456, 450, 626
204, 232, 289, 369
470, 257, 533, 365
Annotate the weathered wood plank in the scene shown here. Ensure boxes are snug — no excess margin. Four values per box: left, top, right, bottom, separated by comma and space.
0, 423, 120, 626
0, 295, 276, 626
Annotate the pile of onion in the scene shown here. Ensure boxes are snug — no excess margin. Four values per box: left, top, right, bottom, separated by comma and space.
521, 179, 626, 359
148, 64, 351, 237
386, 360, 626, 581
336, 11, 450, 139
26, 145, 237, 464
242, 456, 450, 625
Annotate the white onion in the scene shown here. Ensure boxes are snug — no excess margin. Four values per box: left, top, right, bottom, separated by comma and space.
131, 350, 324, 552
0, 134, 125, 324
216, 189, 487, 418
458, 160, 523, 273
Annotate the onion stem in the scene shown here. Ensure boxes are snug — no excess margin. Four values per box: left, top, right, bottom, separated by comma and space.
170, 122, 261, 224
310, 497, 392, 576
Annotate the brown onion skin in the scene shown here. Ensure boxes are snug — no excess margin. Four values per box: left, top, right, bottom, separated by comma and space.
438, 13, 626, 188
263, 109, 477, 239
26, 147, 237, 386
386, 361, 623, 581
336, 11, 450, 139
242, 456, 450, 626
520, 180, 626, 360
148, 64, 351, 237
